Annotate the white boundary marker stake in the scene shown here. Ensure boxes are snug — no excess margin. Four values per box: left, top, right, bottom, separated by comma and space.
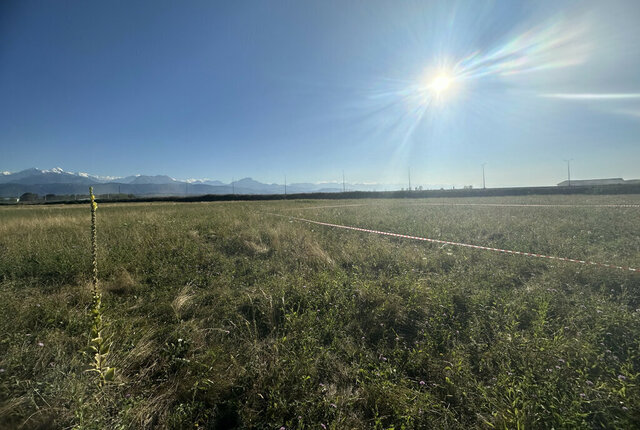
267, 213, 639, 273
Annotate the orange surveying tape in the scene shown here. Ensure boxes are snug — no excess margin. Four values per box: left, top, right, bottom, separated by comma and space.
268, 213, 639, 273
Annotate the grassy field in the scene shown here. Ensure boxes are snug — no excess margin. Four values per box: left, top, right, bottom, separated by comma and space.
1, 195, 639, 429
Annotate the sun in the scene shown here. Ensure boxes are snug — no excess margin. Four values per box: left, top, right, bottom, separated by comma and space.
431, 74, 452, 93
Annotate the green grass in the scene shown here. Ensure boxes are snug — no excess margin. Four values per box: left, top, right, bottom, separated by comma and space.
1, 196, 639, 429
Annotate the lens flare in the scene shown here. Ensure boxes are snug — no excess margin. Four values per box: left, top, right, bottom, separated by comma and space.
454, 15, 590, 80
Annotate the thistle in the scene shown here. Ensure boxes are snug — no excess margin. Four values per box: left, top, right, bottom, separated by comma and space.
87, 187, 115, 386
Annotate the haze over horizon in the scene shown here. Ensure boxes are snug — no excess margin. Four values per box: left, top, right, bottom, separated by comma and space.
2, 0, 640, 188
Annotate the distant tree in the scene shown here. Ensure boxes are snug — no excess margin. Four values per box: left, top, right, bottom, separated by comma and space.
19, 192, 39, 202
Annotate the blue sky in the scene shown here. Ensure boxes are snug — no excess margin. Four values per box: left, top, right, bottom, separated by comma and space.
1, 0, 640, 187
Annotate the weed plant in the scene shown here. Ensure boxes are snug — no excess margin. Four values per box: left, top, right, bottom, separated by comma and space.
85, 187, 115, 387
0, 195, 638, 428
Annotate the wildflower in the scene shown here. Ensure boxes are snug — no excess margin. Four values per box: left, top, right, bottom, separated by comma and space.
618, 374, 626, 380
37, 342, 44, 347
623, 406, 629, 411
558, 358, 565, 363
280, 427, 286, 430
580, 393, 586, 398
419, 380, 426, 386
0, 368, 5, 373
321, 424, 327, 429
330, 403, 337, 408
586, 380, 594, 386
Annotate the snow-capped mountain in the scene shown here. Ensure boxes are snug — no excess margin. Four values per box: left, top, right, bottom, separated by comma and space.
0, 167, 397, 198
0, 167, 97, 185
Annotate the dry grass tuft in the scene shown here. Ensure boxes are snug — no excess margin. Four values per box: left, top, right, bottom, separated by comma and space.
172, 285, 196, 320
104, 267, 138, 295
244, 240, 269, 255
117, 329, 161, 378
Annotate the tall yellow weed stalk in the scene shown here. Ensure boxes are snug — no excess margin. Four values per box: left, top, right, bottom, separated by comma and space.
86, 187, 115, 386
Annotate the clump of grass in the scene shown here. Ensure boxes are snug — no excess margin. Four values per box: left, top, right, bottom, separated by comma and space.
86, 187, 115, 386
104, 267, 138, 295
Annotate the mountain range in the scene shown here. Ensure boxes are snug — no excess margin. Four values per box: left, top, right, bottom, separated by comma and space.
0, 168, 399, 198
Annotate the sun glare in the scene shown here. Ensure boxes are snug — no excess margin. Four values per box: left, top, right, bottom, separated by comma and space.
431, 75, 452, 93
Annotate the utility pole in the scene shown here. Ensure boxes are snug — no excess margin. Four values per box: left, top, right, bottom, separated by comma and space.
408, 168, 411, 191
342, 170, 346, 193
284, 175, 287, 196
563, 159, 572, 187
481, 163, 486, 189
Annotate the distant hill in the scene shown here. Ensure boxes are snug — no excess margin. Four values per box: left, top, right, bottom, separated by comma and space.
0, 168, 365, 198
129, 175, 180, 185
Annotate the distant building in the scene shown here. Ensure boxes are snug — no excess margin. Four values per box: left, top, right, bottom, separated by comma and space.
557, 178, 640, 186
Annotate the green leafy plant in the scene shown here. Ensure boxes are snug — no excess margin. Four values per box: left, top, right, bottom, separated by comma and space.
86, 186, 115, 386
